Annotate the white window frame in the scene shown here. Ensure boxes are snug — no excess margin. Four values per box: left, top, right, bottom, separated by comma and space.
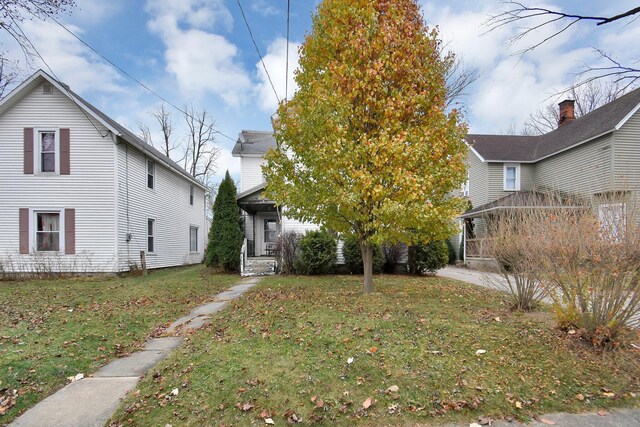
598, 202, 626, 241
462, 171, 470, 197
503, 163, 520, 191
35, 128, 60, 174
189, 185, 194, 206
189, 225, 198, 252
147, 159, 155, 190
30, 208, 65, 253
147, 217, 156, 254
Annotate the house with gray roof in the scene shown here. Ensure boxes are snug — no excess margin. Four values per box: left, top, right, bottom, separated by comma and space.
462, 88, 640, 267
233, 131, 320, 265
0, 70, 207, 274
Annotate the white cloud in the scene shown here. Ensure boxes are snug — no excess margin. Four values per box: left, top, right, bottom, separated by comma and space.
69, 0, 123, 25
212, 147, 241, 183
5, 20, 123, 94
251, 0, 281, 17
254, 38, 301, 113
420, 1, 603, 132
146, 0, 251, 105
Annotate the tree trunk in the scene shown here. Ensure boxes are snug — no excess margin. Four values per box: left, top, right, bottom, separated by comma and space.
361, 241, 374, 293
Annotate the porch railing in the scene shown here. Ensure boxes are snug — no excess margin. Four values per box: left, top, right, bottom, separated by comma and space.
240, 238, 247, 275
466, 238, 494, 259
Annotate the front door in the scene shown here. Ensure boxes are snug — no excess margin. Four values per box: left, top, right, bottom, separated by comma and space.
264, 219, 278, 256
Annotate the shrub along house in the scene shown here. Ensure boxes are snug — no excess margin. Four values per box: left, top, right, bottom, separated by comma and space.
462, 88, 640, 268
0, 70, 207, 274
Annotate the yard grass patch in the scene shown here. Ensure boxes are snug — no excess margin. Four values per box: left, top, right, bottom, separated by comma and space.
0, 266, 237, 424
109, 275, 640, 426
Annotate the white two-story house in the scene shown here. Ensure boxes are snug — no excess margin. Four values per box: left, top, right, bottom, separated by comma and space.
0, 70, 207, 274
232, 131, 318, 257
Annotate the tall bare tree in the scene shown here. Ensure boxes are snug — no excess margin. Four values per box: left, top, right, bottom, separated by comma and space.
523, 80, 626, 135
136, 103, 180, 159
137, 104, 220, 188
486, 2, 640, 90
183, 105, 220, 187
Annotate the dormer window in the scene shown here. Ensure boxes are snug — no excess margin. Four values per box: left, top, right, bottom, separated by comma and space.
504, 164, 520, 191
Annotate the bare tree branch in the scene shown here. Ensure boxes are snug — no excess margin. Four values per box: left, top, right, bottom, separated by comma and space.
523, 80, 626, 135
0, 56, 21, 98
0, 1, 76, 60
183, 104, 220, 187
485, 2, 640, 90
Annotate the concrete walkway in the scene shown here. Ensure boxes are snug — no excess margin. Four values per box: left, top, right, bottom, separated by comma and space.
437, 266, 640, 427
9, 276, 262, 427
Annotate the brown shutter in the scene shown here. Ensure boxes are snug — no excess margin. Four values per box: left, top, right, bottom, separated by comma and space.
60, 128, 70, 175
24, 128, 34, 174
65, 208, 75, 255
19, 208, 29, 254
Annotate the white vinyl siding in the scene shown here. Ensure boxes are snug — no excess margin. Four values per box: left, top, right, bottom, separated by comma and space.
240, 157, 266, 192
116, 142, 206, 270
467, 152, 489, 208
0, 82, 118, 272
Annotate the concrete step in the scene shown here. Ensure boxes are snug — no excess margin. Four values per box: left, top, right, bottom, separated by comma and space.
243, 257, 276, 276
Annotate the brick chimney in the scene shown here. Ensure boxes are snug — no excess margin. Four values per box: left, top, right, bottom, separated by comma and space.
558, 99, 575, 127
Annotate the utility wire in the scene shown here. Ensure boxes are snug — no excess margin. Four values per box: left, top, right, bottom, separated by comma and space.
29, 3, 237, 143
7, 13, 109, 139
236, 0, 280, 104
285, 0, 291, 101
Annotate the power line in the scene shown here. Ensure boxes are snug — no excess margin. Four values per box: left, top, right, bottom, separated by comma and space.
7, 13, 110, 139
29, 3, 237, 143
236, 0, 280, 105
285, 0, 291, 101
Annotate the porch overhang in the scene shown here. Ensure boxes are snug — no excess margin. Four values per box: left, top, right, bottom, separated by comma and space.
461, 191, 586, 219
237, 183, 277, 214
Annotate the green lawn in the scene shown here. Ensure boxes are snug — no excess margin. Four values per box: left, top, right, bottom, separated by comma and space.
0, 266, 238, 424
108, 275, 640, 426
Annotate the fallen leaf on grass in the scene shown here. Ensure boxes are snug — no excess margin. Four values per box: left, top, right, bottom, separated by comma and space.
0, 389, 18, 415
515, 401, 522, 409
236, 402, 254, 412
170, 388, 179, 396
362, 397, 375, 409
315, 399, 324, 409
477, 415, 493, 425
475, 349, 487, 355
597, 410, 608, 416
601, 392, 615, 398
385, 385, 399, 394
347, 357, 354, 364
387, 404, 399, 414
576, 393, 584, 401
264, 418, 275, 425
369, 346, 378, 354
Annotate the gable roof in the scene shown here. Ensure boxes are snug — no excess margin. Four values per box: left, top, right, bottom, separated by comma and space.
467, 86, 640, 163
0, 69, 207, 190
232, 130, 277, 157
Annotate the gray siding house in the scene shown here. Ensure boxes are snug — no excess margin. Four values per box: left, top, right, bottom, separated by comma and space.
462, 88, 640, 266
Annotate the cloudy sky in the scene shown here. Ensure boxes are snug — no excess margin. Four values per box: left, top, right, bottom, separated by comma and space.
1, 0, 638, 185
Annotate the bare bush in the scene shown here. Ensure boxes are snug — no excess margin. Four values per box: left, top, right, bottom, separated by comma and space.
484, 192, 640, 347
275, 231, 301, 274
485, 206, 547, 311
